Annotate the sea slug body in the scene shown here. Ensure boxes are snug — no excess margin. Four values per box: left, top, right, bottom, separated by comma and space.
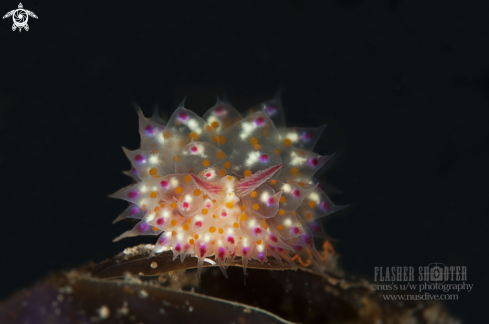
111, 95, 344, 277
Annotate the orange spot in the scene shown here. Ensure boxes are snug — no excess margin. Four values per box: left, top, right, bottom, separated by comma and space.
298, 182, 305, 187
270, 179, 277, 185
183, 224, 190, 231
249, 137, 259, 145
152, 226, 158, 232
218, 136, 226, 145
225, 201, 234, 209
188, 132, 199, 140
290, 167, 299, 176
283, 138, 292, 146
233, 222, 239, 228
175, 187, 183, 194
253, 144, 261, 150
308, 200, 316, 208
291, 211, 297, 216
211, 121, 220, 129
189, 238, 195, 245
163, 131, 171, 139
160, 203, 166, 208
152, 174, 159, 178
261, 219, 268, 230
274, 148, 280, 154
150, 191, 157, 199
182, 174, 191, 183
297, 149, 305, 156
243, 169, 252, 177
174, 155, 181, 162
213, 151, 226, 161
194, 234, 199, 239
151, 149, 159, 154
202, 159, 210, 167
213, 214, 217, 219
278, 209, 286, 216
256, 240, 262, 245
279, 196, 286, 203
240, 213, 247, 221
218, 169, 226, 177
252, 203, 260, 210
240, 205, 245, 211
178, 195, 184, 201
209, 226, 216, 233
218, 228, 224, 234
203, 195, 208, 199
305, 212, 313, 220
205, 125, 213, 132
171, 219, 177, 226
187, 218, 191, 223
250, 191, 257, 198
149, 168, 158, 175
212, 134, 219, 143
141, 204, 147, 211
277, 225, 284, 231
154, 206, 160, 212
223, 161, 231, 169
201, 208, 208, 215
172, 230, 176, 237
193, 189, 201, 196
170, 202, 177, 209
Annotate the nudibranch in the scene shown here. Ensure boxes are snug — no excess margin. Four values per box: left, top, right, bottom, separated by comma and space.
111, 95, 344, 277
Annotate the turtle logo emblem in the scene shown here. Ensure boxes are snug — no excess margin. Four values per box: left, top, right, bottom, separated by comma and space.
3, 3, 38, 32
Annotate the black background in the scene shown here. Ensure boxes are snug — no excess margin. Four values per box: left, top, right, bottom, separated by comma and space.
1, 1, 487, 322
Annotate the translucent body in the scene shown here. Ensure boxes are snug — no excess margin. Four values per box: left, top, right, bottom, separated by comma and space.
111, 97, 345, 277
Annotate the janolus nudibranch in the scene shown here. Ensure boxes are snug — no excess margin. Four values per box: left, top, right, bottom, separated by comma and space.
111, 95, 345, 278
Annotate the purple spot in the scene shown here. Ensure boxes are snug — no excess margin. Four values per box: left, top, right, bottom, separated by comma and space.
259, 154, 269, 162
265, 105, 277, 116
131, 167, 138, 175
156, 218, 164, 225
138, 222, 149, 233
159, 237, 167, 245
320, 201, 330, 211
301, 235, 313, 246
144, 125, 155, 136
242, 247, 249, 256
130, 206, 139, 215
178, 112, 188, 121
258, 252, 265, 262
199, 244, 207, 257
218, 247, 225, 260
310, 222, 320, 233
292, 189, 301, 198
291, 226, 301, 234
128, 191, 138, 199
175, 244, 182, 252
300, 132, 314, 142
255, 117, 265, 126
309, 158, 318, 167
160, 180, 169, 188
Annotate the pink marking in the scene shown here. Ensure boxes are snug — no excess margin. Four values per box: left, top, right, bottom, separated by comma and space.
268, 197, 275, 205
178, 112, 188, 121
302, 235, 313, 246
242, 247, 249, 256
301, 132, 313, 142
160, 180, 169, 188
218, 247, 225, 260
309, 158, 318, 167
205, 172, 212, 178
253, 227, 262, 235
184, 244, 191, 250
221, 209, 227, 217
199, 245, 207, 258
130, 206, 139, 215
270, 234, 278, 242
214, 107, 225, 115
175, 244, 182, 252
144, 125, 155, 136
131, 167, 137, 175
277, 247, 284, 252
195, 221, 203, 227
227, 236, 235, 244
182, 202, 189, 209
190, 173, 223, 198
265, 105, 277, 116
206, 203, 212, 208
255, 117, 265, 126
310, 222, 320, 233
138, 223, 148, 232
159, 237, 167, 245
135, 154, 144, 162
259, 154, 269, 162
320, 201, 329, 211
128, 191, 138, 199
292, 227, 300, 234
156, 218, 164, 225
258, 252, 265, 262
235, 164, 283, 197
191, 146, 198, 153
292, 189, 301, 198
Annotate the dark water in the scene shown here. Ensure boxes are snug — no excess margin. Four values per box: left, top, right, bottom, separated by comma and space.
0, 1, 487, 322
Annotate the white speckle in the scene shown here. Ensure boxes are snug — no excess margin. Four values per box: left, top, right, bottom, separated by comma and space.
139, 290, 149, 298
117, 301, 129, 316
188, 306, 194, 312
243, 308, 252, 313
139, 272, 144, 276
98, 305, 110, 319
150, 262, 158, 269
159, 308, 167, 315
57, 295, 64, 302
